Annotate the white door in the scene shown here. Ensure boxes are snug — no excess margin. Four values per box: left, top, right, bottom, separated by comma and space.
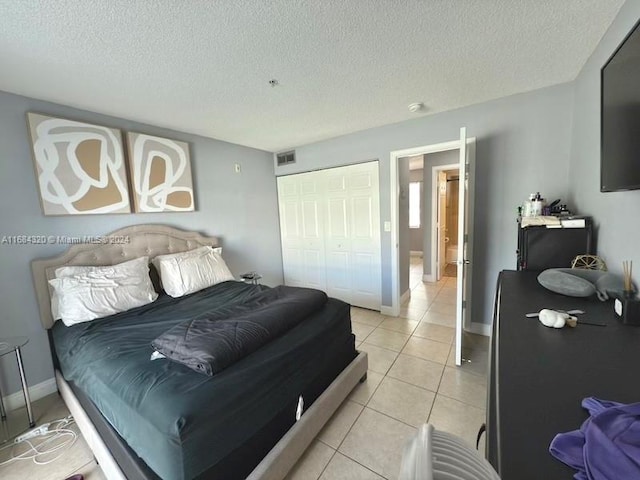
343, 162, 381, 310
437, 171, 447, 280
324, 168, 352, 301
277, 162, 381, 310
277, 172, 326, 291
455, 128, 475, 366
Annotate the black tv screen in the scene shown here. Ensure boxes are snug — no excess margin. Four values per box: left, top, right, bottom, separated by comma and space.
601, 19, 640, 192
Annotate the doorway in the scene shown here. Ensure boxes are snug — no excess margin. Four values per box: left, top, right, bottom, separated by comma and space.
390, 129, 475, 366
433, 165, 461, 282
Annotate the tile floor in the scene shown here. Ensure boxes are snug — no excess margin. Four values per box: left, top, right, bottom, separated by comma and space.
285, 257, 489, 480
0, 257, 489, 480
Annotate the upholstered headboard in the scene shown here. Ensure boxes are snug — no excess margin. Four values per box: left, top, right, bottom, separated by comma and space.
31, 224, 220, 329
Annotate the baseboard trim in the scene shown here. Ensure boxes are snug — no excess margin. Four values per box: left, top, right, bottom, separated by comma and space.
410, 251, 423, 257
380, 305, 399, 317
468, 322, 491, 337
2, 377, 58, 411
422, 273, 435, 282
400, 289, 411, 304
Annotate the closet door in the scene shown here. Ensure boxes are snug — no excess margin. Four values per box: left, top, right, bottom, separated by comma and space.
277, 172, 326, 291
277, 162, 381, 310
324, 162, 381, 309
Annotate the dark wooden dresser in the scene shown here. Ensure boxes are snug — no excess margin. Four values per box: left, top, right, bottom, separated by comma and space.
487, 270, 640, 479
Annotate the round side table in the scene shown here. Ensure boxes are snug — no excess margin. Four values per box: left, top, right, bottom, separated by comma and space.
0, 337, 35, 427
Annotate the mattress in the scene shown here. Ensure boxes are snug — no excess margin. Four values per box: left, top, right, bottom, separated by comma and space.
51, 281, 356, 480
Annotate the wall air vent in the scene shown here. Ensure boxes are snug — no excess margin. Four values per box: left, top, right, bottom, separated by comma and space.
276, 151, 296, 166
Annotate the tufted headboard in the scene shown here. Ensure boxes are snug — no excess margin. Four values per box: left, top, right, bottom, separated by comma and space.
31, 224, 220, 329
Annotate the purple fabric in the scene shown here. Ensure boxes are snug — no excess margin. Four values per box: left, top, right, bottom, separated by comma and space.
549, 397, 640, 479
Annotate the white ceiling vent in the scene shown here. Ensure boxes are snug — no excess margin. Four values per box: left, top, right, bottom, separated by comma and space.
276, 151, 296, 166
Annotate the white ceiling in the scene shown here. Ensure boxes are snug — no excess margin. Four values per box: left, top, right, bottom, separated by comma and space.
0, 0, 625, 152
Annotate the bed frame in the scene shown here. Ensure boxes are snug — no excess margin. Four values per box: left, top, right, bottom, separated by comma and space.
31, 224, 368, 480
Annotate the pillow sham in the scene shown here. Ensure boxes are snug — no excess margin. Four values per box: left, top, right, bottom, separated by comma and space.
49, 256, 158, 326
151, 246, 234, 298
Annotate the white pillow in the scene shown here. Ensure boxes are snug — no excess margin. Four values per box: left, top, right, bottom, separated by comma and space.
152, 246, 234, 298
49, 256, 158, 326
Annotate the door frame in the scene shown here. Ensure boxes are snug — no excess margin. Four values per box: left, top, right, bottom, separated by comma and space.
431, 163, 459, 282
388, 137, 475, 316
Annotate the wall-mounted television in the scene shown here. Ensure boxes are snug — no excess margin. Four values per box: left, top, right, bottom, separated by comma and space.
601, 18, 640, 192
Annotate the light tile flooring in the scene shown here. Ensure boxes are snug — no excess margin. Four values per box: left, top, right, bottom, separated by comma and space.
285, 257, 489, 480
0, 258, 488, 480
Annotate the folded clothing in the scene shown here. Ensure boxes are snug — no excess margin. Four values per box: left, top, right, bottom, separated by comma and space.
549, 397, 640, 479
152, 285, 328, 375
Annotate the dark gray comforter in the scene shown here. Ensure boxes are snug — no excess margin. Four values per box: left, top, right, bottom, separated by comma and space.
152, 285, 328, 375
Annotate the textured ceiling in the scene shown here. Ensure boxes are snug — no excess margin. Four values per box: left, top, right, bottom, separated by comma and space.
0, 0, 625, 152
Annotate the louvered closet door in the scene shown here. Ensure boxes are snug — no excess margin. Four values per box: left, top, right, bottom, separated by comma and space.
277, 172, 326, 291
277, 162, 381, 310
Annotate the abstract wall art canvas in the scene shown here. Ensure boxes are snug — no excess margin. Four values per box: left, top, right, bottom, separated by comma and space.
126, 133, 195, 213
27, 113, 131, 215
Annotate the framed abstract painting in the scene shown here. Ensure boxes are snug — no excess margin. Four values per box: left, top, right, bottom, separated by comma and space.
126, 132, 195, 213
27, 113, 131, 215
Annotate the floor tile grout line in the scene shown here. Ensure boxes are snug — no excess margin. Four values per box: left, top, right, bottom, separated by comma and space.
425, 353, 449, 422
395, 350, 448, 366
435, 391, 487, 411
382, 372, 440, 395
333, 448, 390, 480
331, 401, 367, 452
360, 405, 421, 431
314, 445, 338, 480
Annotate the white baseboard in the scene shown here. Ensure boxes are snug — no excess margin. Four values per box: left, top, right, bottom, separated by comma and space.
400, 289, 411, 304
422, 273, 435, 282
2, 377, 57, 411
468, 322, 491, 337
380, 305, 399, 317
410, 251, 423, 257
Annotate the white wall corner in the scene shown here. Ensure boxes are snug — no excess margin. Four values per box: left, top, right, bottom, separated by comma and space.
2, 377, 58, 411
468, 321, 491, 337
400, 289, 411, 305
422, 274, 435, 282
380, 305, 398, 317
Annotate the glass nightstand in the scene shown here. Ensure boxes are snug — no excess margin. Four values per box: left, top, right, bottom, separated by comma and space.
0, 337, 35, 428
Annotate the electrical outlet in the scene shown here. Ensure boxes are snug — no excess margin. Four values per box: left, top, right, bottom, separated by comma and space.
234, 163, 241, 173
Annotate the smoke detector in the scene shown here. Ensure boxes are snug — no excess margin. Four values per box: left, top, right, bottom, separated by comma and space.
408, 102, 424, 113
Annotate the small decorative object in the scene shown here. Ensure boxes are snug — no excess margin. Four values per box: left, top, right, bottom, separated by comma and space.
27, 113, 131, 215
622, 260, 633, 295
538, 309, 578, 329
126, 133, 194, 213
538, 268, 633, 301
615, 261, 640, 326
571, 255, 607, 271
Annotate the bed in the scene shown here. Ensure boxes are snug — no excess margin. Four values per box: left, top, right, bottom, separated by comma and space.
31, 224, 368, 480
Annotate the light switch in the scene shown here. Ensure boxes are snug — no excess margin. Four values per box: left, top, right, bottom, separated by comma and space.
234, 163, 241, 173
384, 221, 391, 232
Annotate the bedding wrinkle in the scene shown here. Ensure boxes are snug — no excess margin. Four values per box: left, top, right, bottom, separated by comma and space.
152, 286, 328, 376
